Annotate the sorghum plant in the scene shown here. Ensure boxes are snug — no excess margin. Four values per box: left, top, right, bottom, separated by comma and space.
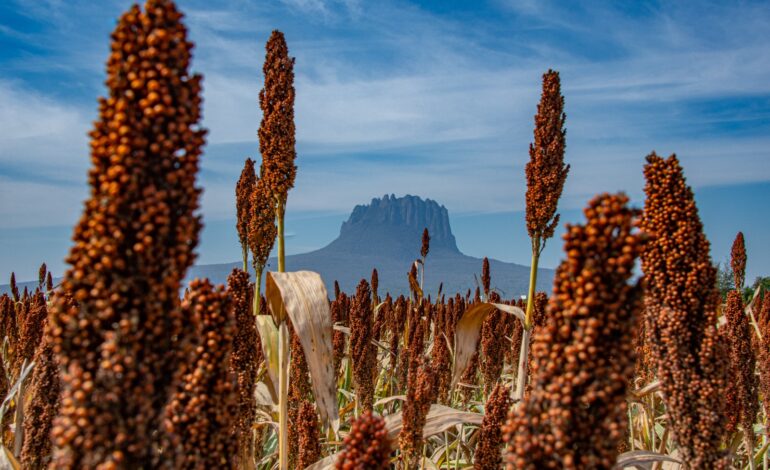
640, 153, 728, 469
248, 178, 277, 314
296, 401, 321, 469
504, 193, 644, 469
518, 69, 569, 398
227, 269, 260, 469
49, 1, 204, 466
163, 279, 237, 469
350, 280, 376, 412
336, 411, 391, 470
236, 159, 257, 271
259, 30, 296, 273
474, 383, 512, 469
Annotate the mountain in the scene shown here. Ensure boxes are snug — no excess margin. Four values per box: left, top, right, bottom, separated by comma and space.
1, 195, 553, 298
189, 194, 553, 297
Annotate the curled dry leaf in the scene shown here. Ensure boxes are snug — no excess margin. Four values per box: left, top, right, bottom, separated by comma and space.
266, 271, 340, 431
254, 315, 280, 404
491, 303, 526, 324
451, 303, 497, 388
303, 405, 483, 470
612, 450, 682, 470
384, 404, 484, 441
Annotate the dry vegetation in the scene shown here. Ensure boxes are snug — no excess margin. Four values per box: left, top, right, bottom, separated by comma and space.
1, 1, 768, 469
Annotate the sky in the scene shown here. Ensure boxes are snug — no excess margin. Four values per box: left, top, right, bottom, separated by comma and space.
0, 0, 768, 283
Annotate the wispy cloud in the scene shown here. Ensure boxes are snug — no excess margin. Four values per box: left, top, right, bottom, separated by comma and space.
1, 0, 769, 226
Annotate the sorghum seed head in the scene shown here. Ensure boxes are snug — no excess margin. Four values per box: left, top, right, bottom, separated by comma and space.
640, 152, 728, 469
525, 69, 569, 242
258, 30, 296, 209
504, 192, 644, 470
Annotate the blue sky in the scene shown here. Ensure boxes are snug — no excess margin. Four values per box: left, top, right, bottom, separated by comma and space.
1, 0, 769, 283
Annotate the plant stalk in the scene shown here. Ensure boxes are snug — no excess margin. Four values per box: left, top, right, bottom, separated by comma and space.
242, 244, 249, 273
513, 326, 531, 401
524, 237, 540, 329
277, 320, 289, 470
253, 267, 263, 316
277, 202, 285, 273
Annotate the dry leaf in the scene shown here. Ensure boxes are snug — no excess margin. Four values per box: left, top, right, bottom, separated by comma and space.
266, 271, 340, 431
384, 404, 484, 441
254, 315, 280, 404
613, 450, 681, 470
451, 303, 497, 388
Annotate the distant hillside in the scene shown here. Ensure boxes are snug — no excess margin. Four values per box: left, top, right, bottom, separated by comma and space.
189, 194, 553, 297
2, 195, 553, 298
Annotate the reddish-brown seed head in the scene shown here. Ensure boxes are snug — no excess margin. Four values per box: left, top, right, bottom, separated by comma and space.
259, 30, 296, 209
236, 158, 257, 254
640, 152, 728, 469
731, 232, 747, 290
525, 69, 569, 242
504, 193, 644, 469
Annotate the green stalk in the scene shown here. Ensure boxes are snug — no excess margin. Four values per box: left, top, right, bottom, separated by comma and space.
242, 244, 249, 273
513, 237, 540, 401
524, 237, 540, 329
277, 202, 286, 273
275, 198, 288, 469
277, 320, 289, 470
253, 267, 263, 316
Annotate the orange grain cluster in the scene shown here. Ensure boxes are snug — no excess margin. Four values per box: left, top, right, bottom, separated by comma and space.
335, 411, 391, 470
258, 30, 296, 209
248, 179, 277, 274
226, 269, 260, 461
48, 1, 205, 466
640, 153, 728, 469
731, 232, 747, 290
723, 289, 758, 438
757, 294, 770, 416
236, 158, 257, 265
350, 280, 377, 412
473, 383, 512, 469
163, 279, 237, 469
525, 70, 569, 242
504, 193, 644, 470
296, 401, 321, 469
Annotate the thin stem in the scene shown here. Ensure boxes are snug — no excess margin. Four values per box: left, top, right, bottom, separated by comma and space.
513, 326, 531, 402
276, 202, 286, 273
524, 237, 540, 329
242, 244, 249, 273
277, 320, 289, 470
253, 268, 263, 316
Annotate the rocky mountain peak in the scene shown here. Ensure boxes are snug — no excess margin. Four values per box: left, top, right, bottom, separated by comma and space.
328, 194, 459, 257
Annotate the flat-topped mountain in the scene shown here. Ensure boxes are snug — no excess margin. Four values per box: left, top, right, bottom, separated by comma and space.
190, 195, 553, 297
325, 194, 458, 257
1, 195, 554, 297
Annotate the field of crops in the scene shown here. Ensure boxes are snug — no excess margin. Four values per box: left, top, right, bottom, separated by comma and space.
1, 1, 768, 469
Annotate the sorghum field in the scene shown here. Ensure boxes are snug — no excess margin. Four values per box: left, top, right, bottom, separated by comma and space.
2, 1, 768, 469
